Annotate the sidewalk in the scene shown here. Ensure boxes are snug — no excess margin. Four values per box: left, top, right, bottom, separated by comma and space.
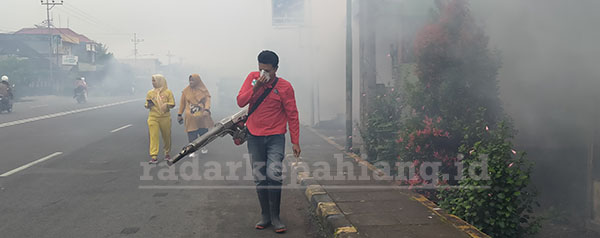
293, 126, 489, 238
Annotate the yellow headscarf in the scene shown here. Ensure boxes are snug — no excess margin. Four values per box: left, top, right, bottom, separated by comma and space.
152, 74, 169, 113
152, 74, 168, 91
183, 74, 209, 104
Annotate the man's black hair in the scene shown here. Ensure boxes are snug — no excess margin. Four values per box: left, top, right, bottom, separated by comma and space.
258, 50, 279, 68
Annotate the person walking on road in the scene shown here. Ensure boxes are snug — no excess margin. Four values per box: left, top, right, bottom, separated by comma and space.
237, 50, 301, 233
145, 74, 175, 164
177, 74, 214, 157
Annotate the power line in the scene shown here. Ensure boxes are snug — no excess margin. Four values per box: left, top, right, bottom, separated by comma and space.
57, 7, 113, 33
63, 2, 127, 34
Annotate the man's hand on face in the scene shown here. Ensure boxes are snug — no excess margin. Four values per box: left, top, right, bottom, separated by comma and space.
253, 73, 270, 92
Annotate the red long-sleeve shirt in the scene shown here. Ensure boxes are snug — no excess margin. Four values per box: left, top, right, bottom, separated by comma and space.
237, 71, 300, 145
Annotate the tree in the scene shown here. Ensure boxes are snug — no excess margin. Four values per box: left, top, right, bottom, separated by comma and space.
396, 0, 540, 236
95, 43, 114, 65
0, 56, 43, 88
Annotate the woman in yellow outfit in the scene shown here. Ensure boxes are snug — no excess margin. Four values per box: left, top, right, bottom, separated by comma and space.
145, 74, 175, 164
177, 74, 214, 157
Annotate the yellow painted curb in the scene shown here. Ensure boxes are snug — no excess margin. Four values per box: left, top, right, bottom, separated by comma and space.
317, 202, 340, 218
412, 194, 490, 238
305, 184, 327, 201
334, 226, 358, 237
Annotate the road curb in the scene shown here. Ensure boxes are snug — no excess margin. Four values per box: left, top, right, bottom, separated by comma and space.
303, 126, 490, 238
292, 162, 358, 238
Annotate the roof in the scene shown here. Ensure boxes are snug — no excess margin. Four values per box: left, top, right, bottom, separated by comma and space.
14, 28, 95, 45
0, 39, 43, 58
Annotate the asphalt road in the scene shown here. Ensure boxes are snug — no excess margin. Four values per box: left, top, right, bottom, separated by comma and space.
0, 95, 324, 238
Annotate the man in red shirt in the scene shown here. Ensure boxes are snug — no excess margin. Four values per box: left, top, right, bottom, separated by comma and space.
237, 50, 301, 233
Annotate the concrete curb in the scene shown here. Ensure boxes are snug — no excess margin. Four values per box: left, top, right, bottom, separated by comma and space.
303, 126, 490, 238
292, 162, 359, 238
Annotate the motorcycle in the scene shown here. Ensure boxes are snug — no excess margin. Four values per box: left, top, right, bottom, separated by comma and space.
74, 86, 87, 104
0, 94, 12, 113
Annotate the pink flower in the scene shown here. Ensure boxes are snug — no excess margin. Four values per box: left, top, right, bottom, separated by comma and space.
436, 117, 442, 123
409, 174, 422, 185
511, 149, 517, 155
422, 129, 431, 135
424, 116, 431, 125
485, 126, 489, 131
416, 145, 421, 153
398, 137, 404, 143
508, 162, 514, 168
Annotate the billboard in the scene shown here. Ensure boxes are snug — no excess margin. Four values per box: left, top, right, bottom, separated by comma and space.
62, 55, 78, 66
272, 0, 304, 27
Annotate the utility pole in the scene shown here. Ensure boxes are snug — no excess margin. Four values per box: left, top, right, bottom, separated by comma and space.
41, 0, 63, 91
131, 33, 144, 67
359, 0, 377, 159
346, 0, 353, 152
166, 51, 175, 65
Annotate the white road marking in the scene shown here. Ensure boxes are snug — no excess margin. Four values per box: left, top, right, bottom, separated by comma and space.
0, 99, 141, 129
30, 104, 48, 109
0, 152, 63, 177
110, 124, 132, 133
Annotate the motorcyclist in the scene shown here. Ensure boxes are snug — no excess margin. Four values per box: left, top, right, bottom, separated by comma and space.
0, 76, 12, 112
1, 75, 13, 100
74, 77, 88, 101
